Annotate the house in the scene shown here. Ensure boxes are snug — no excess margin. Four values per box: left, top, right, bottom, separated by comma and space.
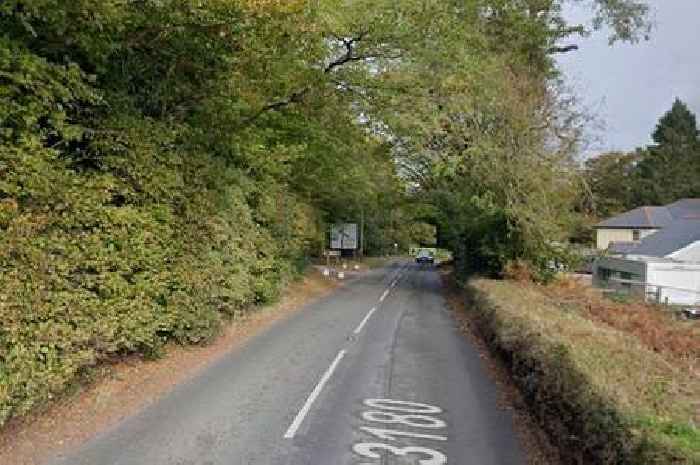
592, 199, 700, 305
594, 199, 700, 252
594, 206, 672, 250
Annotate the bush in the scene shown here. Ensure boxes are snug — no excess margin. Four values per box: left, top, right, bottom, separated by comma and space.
465, 279, 699, 465
0, 117, 318, 426
0, 1, 380, 429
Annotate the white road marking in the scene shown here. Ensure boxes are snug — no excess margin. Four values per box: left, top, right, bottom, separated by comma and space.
353, 307, 377, 335
354, 398, 448, 464
284, 350, 346, 439
360, 426, 447, 442
364, 399, 442, 413
379, 289, 390, 302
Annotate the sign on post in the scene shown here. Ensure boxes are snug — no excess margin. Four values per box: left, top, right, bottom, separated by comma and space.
330, 223, 358, 250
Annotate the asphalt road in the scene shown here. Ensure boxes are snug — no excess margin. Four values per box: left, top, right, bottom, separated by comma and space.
49, 262, 524, 465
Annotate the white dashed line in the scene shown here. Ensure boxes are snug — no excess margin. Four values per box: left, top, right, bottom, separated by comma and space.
379, 289, 390, 302
285, 270, 403, 439
353, 307, 377, 335
284, 350, 347, 439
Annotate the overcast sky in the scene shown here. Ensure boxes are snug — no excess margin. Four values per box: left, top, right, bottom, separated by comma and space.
556, 1, 700, 156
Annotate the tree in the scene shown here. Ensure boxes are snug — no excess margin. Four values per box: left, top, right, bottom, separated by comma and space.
584, 151, 639, 217
633, 99, 700, 205
0, 0, 652, 424
652, 99, 699, 145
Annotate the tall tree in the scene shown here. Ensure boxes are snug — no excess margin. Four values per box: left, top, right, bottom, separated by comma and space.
652, 98, 699, 145
584, 151, 639, 217
633, 99, 700, 205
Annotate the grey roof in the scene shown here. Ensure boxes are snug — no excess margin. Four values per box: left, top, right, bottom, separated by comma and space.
595, 206, 674, 229
630, 219, 700, 257
598, 199, 700, 257
665, 198, 700, 220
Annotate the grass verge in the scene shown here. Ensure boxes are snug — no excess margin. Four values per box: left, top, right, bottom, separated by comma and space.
460, 277, 699, 465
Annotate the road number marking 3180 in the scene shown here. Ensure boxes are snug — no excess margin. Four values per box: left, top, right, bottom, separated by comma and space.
353, 398, 447, 464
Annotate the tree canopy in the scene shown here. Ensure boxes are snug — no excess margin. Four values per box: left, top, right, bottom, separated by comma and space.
634, 99, 700, 205
0, 0, 651, 424
586, 99, 700, 215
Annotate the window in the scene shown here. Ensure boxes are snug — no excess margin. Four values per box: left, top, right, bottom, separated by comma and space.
632, 230, 641, 241
619, 271, 642, 290
620, 271, 632, 288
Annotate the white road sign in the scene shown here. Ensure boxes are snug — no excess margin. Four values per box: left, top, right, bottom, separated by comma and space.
331, 223, 358, 250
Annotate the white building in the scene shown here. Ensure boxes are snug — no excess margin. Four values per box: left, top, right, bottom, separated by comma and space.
592, 199, 700, 304
593, 255, 700, 305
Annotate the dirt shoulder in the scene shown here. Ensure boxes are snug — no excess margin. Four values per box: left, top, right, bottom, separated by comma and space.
0, 270, 341, 465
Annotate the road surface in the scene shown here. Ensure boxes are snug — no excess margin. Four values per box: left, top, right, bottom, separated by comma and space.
49, 262, 524, 465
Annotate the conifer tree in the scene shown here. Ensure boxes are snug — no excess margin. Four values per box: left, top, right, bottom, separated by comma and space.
633, 99, 700, 204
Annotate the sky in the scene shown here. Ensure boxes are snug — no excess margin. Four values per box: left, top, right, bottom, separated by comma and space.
556, 1, 700, 156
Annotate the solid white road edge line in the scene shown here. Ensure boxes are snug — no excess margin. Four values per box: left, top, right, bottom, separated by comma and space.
283, 350, 347, 439
353, 307, 377, 335
379, 289, 390, 302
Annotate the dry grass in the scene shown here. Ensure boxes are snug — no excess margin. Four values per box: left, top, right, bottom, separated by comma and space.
468, 278, 700, 465
479, 280, 698, 419
543, 277, 699, 374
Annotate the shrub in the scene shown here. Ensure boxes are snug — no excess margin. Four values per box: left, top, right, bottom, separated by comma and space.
0, 117, 317, 426
465, 279, 699, 465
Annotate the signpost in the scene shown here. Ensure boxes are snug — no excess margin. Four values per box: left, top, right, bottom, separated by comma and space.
330, 223, 358, 250
326, 223, 359, 279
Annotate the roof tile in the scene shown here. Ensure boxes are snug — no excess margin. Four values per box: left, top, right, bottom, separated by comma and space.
596, 206, 673, 229
628, 219, 700, 257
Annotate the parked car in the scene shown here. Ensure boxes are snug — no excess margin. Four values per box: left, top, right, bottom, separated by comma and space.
415, 249, 434, 264
681, 306, 700, 320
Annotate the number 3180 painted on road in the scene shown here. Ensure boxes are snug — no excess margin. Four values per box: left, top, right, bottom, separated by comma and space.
353, 398, 447, 465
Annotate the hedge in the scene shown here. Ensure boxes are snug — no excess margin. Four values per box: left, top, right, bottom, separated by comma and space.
0, 113, 320, 426
465, 279, 699, 465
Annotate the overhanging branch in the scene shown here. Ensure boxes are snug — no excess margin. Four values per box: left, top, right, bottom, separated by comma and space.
547, 44, 579, 54
242, 32, 399, 126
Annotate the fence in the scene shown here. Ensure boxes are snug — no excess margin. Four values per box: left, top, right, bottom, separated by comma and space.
599, 277, 700, 307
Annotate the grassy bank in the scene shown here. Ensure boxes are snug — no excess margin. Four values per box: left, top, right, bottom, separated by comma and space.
462, 277, 699, 465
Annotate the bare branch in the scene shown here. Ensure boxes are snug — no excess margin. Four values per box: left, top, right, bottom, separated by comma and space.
242, 87, 311, 125
547, 44, 579, 54
243, 32, 398, 126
